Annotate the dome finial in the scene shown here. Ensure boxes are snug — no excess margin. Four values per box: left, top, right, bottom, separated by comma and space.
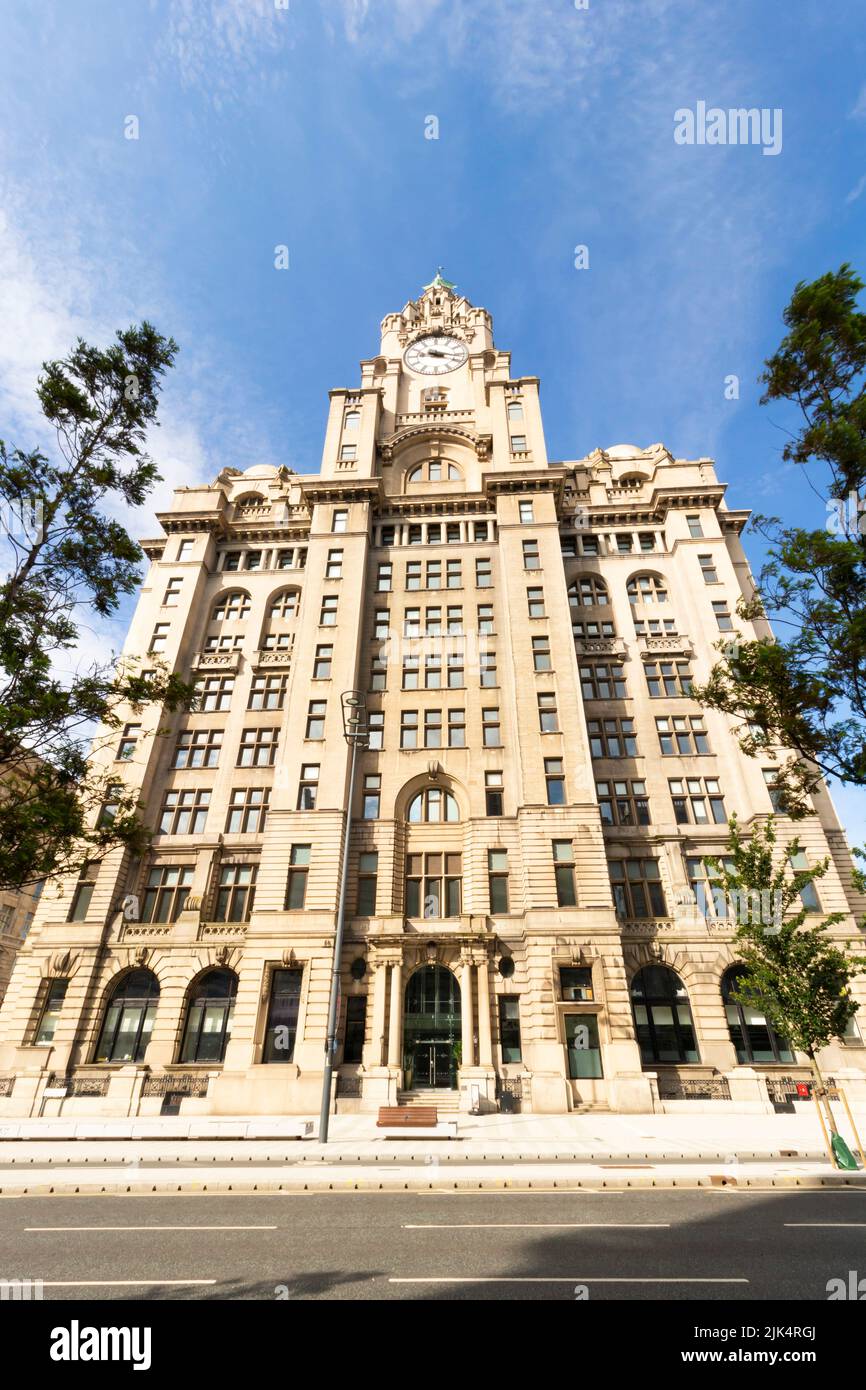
424, 267, 456, 292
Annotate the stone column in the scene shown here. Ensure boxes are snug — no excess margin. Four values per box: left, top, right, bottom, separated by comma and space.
461, 958, 475, 1068
387, 960, 403, 1069
476, 953, 493, 1067
369, 959, 388, 1068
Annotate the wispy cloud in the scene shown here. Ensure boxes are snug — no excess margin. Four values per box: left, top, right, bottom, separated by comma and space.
158, 0, 292, 106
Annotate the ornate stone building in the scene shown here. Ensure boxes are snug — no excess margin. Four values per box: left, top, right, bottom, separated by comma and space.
1, 274, 864, 1119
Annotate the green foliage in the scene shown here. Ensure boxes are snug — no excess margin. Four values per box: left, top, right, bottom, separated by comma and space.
706, 817, 864, 1058
0, 323, 194, 894
690, 265, 866, 809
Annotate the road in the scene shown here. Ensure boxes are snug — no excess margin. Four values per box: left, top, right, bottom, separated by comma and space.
0, 1187, 865, 1300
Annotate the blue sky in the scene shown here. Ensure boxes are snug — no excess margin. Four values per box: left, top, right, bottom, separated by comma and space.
1, 0, 865, 840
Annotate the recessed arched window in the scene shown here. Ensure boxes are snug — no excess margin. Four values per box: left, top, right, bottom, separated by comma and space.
407, 787, 460, 823
343, 410, 360, 430
630, 964, 699, 1064
235, 492, 266, 509
179, 968, 238, 1064
94, 969, 160, 1063
721, 966, 794, 1064
211, 590, 251, 623
627, 573, 668, 605
618, 474, 646, 488
259, 587, 299, 651
569, 576, 609, 608
407, 461, 462, 484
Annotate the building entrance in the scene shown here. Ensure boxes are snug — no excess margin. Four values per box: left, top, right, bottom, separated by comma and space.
402, 964, 460, 1091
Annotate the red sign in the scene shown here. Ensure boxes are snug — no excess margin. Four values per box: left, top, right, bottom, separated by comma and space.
796, 1083, 811, 1098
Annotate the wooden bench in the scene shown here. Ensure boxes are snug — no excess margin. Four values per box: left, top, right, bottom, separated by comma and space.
376, 1105, 458, 1139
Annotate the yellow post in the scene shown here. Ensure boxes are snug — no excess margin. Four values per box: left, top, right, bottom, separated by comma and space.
836, 1084, 865, 1167
813, 1088, 837, 1168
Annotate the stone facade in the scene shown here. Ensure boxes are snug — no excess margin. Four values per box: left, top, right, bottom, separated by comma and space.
1, 274, 865, 1119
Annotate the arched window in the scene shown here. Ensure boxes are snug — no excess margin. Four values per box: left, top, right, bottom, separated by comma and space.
94, 969, 159, 1064
618, 474, 646, 488
722, 966, 794, 1064
407, 787, 459, 823
569, 576, 609, 608
179, 968, 238, 1063
343, 410, 360, 430
261, 588, 299, 650
627, 574, 668, 605
407, 461, 462, 484
630, 964, 699, 1065
211, 590, 251, 623
235, 492, 266, 508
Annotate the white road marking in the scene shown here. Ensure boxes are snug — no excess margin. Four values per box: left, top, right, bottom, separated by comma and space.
389, 1276, 749, 1285
784, 1222, 866, 1228
33, 1280, 217, 1287
24, 1225, 277, 1232
402, 1222, 669, 1230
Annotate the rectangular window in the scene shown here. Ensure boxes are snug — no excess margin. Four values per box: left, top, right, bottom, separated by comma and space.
34, 978, 68, 1045
172, 729, 223, 769
762, 767, 784, 812
482, 707, 502, 747
488, 849, 510, 914
263, 968, 303, 1063
638, 533, 656, 552
609, 859, 666, 919
616, 533, 633, 554
560, 967, 594, 1002
580, 662, 627, 699
538, 691, 559, 732
699, 553, 719, 584
377, 563, 392, 591
581, 535, 599, 556
178, 539, 194, 560
474, 521, 489, 543
116, 723, 141, 760
285, 845, 311, 909
447, 652, 464, 689
332, 508, 348, 533
553, 841, 577, 907
163, 576, 183, 606
477, 603, 494, 633
343, 996, 367, 1063
320, 595, 338, 626
499, 998, 522, 1063
687, 514, 703, 538
511, 434, 528, 453
357, 852, 378, 915
374, 609, 390, 640
519, 500, 534, 524
532, 636, 551, 672
446, 559, 462, 588
370, 653, 387, 691
340, 444, 356, 461
194, 676, 234, 712
313, 645, 333, 679
789, 849, 821, 911
424, 708, 442, 749
238, 727, 278, 767
644, 661, 692, 697
406, 561, 422, 591
545, 758, 565, 805
669, 777, 726, 825
527, 586, 545, 618
149, 623, 170, 653
480, 651, 497, 687
306, 699, 327, 739
159, 789, 211, 835
712, 601, 733, 631
367, 711, 384, 750
522, 539, 540, 570
406, 852, 462, 919
485, 771, 504, 817
248, 674, 287, 710
448, 708, 466, 747
656, 715, 710, 756
223, 551, 241, 571
245, 550, 263, 571
425, 653, 442, 689
297, 764, 319, 809
362, 774, 381, 820
586, 718, 637, 758
565, 1013, 602, 1079
596, 779, 650, 826
68, 862, 98, 922
426, 560, 442, 590
400, 711, 419, 749
475, 557, 492, 589
446, 523, 461, 544
226, 787, 269, 834
142, 864, 194, 923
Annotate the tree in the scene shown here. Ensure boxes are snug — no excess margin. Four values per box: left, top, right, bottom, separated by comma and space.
0, 322, 194, 895
690, 265, 866, 818
706, 816, 865, 1149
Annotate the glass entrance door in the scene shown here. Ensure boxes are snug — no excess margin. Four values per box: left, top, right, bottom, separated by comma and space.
411, 1041, 454, 1088
403, 966, 461, 1092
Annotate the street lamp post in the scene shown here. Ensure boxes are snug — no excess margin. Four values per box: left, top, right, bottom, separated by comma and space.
319, 691, 368, 1144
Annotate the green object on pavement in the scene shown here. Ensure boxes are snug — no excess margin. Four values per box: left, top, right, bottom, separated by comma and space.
831, 1132, 860, 1170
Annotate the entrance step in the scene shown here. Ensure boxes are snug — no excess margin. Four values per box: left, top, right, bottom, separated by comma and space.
397, 1089, 461, 1112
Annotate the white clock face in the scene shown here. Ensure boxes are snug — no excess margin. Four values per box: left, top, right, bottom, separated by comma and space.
404, 334, 468, 376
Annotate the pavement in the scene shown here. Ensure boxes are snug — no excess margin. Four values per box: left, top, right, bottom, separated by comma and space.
1, 1187, 865, 1300
1, 1111, 865, 1192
